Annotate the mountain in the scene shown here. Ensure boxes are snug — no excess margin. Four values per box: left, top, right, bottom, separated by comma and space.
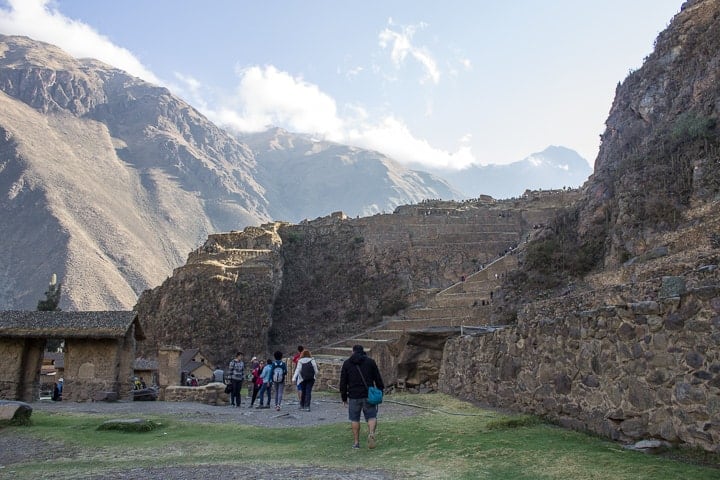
238, 127, 463, 220
435, 146, 592, 199
0, 35, 462, 310
0, 34, 273, 310
574, 0, 720, 265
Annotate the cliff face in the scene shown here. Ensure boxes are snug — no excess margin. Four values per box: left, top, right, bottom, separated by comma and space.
578, 0, 720, 265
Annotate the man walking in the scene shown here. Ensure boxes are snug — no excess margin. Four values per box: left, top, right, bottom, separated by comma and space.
228, 352, 245, 407
339, 344, 384, 450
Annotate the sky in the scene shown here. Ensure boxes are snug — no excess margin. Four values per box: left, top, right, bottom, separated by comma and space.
0, 0, 683, 170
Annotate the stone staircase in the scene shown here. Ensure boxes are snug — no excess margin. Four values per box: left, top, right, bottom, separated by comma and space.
312, 252, 519, 388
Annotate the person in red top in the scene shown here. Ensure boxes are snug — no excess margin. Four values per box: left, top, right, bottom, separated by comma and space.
248, 360, 264, 408
291, 345, 304, 402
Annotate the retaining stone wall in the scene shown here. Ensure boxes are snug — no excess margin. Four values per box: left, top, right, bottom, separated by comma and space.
439, 286, 720, 452
164, 383, 230, 405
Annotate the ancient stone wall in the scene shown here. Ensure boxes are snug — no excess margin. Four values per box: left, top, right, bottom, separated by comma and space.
439, 286, 720, 452
164, 383, 230, 405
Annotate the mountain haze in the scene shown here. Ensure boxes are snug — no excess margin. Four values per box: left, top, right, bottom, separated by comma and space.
239, 127, 463, 220
437, 146, 592, 199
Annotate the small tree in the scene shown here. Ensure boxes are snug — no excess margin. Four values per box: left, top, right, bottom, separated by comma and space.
37, 273, 62, 311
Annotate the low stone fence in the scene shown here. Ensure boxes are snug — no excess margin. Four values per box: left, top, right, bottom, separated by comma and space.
439, 285, 720, 452
163, 383, 230, 405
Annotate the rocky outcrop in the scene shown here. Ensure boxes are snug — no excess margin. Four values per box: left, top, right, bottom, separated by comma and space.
135, 223, 286, 363
577, 0, 720, 266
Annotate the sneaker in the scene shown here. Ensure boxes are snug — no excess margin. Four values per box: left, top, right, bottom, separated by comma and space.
275, 405, 280, 411
256, 404, 263, 409
352, 443, 360, 449
368, 432, 376, 449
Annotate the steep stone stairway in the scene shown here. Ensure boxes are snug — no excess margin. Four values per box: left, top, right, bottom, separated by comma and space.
312, 251, 519, 381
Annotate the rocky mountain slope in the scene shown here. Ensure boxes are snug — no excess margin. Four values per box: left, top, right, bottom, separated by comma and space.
0, 35, 458, 310
0, 35, 270, 310
237, 127, 463, 220
575, 0, 720, 267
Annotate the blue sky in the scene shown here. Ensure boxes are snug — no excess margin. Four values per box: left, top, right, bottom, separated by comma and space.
0, 0, 682, 170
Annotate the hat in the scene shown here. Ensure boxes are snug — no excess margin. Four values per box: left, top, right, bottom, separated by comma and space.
352, 344, 364, 354
251, 356, 257, 361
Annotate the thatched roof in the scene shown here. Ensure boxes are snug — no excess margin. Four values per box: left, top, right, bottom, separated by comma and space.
0, 311, 144, 340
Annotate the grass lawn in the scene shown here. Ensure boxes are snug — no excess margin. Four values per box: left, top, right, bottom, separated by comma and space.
1, 393, 718, 479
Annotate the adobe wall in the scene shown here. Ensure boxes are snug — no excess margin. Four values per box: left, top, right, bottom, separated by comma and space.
439, 286, 720, 452
0, 338, 44, 401
63, 338, 130, 402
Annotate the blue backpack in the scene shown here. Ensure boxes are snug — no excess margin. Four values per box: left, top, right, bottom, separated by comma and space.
271, 361, 286, 383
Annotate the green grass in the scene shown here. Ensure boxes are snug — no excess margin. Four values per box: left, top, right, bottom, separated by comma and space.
1, 393, 718, 479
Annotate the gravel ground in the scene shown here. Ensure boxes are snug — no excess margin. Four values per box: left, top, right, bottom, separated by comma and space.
0, 395, 421, 480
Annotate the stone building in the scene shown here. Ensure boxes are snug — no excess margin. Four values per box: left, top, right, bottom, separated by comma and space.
180, 348, 214, 384
0, 311, 144, 402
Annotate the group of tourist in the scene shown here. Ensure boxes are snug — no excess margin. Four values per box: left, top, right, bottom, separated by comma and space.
217, 344, 385, 450
221, 346, 320, 411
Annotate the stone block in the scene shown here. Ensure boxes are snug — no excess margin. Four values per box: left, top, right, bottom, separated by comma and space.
685, 351, 704, 369
664, 312, 685, 330
659, 277, 686, 299
582, 375, 600, 388
646, 368, 670, 385
624, 439, 672, 452
617, 322, 636, 340
554, 373, 572, 395
628, 383, 655, 410
620, 417, 647, 438
629, 301, 660, 315
648, 408, 678, 442
0, 400, 32, 424
647, 315, 664, 332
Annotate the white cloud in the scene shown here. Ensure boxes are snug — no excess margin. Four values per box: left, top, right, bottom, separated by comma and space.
378, 21, 440, 85
0, 0, 160, 84
0, 1, 475, 171
216, 65, 343, 135
213, 65, 475, 170
345, 116, 476, 170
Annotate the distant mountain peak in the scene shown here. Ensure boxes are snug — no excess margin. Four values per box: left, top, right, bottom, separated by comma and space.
436, 145, 592, 199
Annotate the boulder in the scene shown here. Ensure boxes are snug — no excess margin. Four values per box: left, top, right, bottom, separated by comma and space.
0, 400, 32, 425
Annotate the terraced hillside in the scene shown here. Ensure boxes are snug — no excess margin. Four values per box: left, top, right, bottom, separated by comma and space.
136, 190, 577, 371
